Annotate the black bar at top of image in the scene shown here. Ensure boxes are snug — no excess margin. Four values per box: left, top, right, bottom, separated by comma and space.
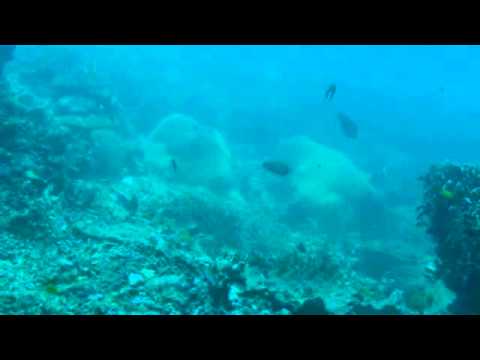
2, 6, 480, 45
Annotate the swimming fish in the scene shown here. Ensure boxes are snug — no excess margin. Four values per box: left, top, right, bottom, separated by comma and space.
337, 112, 358, 139
324, 84, 336, 101
171, 159, 177, 173
297, 242, 307, 253
114, 190, 139, 215
262, 161, 291, 176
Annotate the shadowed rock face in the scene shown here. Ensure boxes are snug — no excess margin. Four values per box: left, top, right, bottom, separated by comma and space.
0, 45, 16, 76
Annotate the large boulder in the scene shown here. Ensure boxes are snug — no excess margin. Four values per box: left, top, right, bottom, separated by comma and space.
277, 136, 375, 207
145, 113, 234, 191
256, 136, 377, 238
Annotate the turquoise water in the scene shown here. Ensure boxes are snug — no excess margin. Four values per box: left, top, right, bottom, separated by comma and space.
0, 45, 478, 314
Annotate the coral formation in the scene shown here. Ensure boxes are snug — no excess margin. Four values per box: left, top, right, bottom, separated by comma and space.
259, 136, 379, 239
146, 113, 234, 191
0, 47, 449, 315
417, 162, 480, 313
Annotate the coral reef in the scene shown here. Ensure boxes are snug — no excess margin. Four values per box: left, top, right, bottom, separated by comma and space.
0, 47, 449, 315
417, 162, 480, 313
277, 136, 375, 206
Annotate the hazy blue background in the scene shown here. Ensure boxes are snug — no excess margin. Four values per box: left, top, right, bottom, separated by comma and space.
15, 45, 480, 177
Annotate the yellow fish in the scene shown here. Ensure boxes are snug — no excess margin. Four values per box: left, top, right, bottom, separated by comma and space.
440, 185, 455, 200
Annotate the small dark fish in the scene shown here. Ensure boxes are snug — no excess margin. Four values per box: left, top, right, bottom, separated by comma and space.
262, 161, 291, 176
337, 112, 358, 139
324, 84, 336, 101
297, 242, 307, 253
115, 191, 138, 215
171, 159, 177, 173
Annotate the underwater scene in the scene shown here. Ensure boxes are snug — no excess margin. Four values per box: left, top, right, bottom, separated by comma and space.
1, 45, 480, 315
